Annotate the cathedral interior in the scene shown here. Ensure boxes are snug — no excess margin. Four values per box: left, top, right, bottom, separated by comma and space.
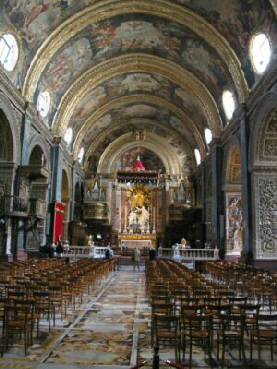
1, 1, 277, 367
0, 0, 277, 268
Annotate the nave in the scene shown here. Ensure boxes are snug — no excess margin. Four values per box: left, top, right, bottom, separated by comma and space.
1, 261, 277, 369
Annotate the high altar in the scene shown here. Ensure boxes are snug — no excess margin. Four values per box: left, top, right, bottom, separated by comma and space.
117, 157, 159, 249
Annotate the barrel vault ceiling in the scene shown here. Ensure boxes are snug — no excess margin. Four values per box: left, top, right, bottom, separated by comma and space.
1, 0, 277, 176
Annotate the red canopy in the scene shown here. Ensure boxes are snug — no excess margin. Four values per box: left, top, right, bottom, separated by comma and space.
132, 156, 145, 171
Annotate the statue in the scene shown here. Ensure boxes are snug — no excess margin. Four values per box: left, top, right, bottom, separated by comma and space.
138, 206, 149, 232
87, 235, 94, 246
128, 208, 138, 226
233, 222, 243, 252
181, 238, 187, 249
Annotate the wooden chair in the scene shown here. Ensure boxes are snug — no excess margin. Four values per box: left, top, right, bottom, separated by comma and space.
216, 313, 246, 367
250, 313, 277, 362
33, 291, 54, 336
153, 314, 180, 363
181, 313, 213, 368
1, 300, 34, 356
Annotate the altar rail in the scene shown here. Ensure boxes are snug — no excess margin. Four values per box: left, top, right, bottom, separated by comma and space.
61, 245, 219, 262
62, 246, 107, 260
158, 248, 219, 261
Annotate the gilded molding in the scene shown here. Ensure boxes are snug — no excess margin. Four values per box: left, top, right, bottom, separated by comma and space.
72, 94, 205, 159
22, 0, 248, 103
51, 54, 221, 137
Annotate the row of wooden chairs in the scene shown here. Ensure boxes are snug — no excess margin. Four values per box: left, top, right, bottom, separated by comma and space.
146, 260, 277, 367
0, 257, 115, 356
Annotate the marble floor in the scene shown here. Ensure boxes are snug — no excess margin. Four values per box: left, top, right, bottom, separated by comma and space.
0, 265, 277, 369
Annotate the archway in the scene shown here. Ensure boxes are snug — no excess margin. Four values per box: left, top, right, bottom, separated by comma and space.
250, 105, 277, 261
0, 109, 15, 256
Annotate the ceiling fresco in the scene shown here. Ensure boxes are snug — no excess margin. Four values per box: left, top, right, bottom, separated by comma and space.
1, 0, 277, 175
55, 72, 207, 138
80, 102, 198, 150
34, 13, 232, 122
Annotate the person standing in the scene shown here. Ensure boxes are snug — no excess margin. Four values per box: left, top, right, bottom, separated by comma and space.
56, 236, 64, 257
132, 247, 141, 271
149, 246, 157, 260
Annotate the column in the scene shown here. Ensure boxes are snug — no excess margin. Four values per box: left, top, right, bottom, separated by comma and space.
239, 105, 253, 262
210, 139, 224, 254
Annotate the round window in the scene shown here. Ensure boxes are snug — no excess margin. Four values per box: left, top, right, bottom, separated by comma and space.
64, 128, 73, 145
250, 33, 271, 74
0, 33, 19, 72
222, 90, 235, 121
77, 147, 84, 163
37, 91, 51, 118
194, 149, 201, 166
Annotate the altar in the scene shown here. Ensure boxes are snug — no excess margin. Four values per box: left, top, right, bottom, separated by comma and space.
118, 233, 156, 249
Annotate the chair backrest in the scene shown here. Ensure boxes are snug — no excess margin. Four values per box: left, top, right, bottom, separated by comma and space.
255, 313, 277, 332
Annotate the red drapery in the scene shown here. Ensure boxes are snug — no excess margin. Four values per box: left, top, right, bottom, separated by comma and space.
52, 202, 65, 243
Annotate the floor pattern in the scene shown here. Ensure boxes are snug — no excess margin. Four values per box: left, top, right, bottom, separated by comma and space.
0, 266, 277, 368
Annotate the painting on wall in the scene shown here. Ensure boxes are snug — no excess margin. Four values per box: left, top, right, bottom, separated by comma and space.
226, 194, 243, 254
113, 147, 165, 172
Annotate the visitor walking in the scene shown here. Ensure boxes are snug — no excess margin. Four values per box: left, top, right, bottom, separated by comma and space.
132, 247, 141, 271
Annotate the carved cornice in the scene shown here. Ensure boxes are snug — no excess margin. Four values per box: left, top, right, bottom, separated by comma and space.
52, 54, 221, 139
72, 94, 205, 159
22, 0, 247, 104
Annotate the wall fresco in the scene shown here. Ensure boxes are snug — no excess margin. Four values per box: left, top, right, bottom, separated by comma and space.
113, 147, 166, 172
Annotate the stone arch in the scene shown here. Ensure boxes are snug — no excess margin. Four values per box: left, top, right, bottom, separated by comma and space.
29, 145, 45, 166
0, 109, 13, 162
223, 144, 242, 186
0, 92, 20, 164
97, 132, 182, 175
28, 136, 51, 169
249, 91, 277, 259
249, 91, 277, 168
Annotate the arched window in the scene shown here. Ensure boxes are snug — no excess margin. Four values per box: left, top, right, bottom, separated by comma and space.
64, 128, 73, 145
77, 147, 84, 163
194, 148, 201, 166
222, 90, 235, 121
250, 33, 271, 74
37, 90, 51, 118
204, 128, 213, 145
0, 34, 18, 72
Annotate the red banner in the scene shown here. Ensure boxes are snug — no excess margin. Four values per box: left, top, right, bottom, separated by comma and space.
52, 202, 65, 243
